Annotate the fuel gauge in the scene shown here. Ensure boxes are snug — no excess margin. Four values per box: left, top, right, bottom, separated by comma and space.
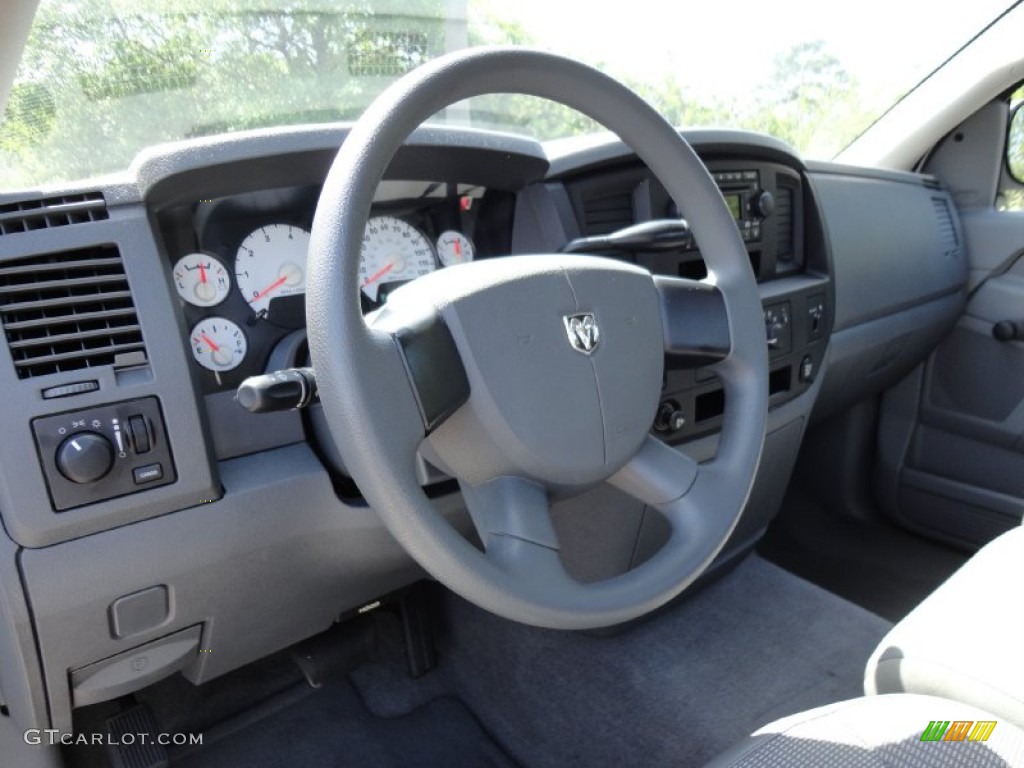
173, 253, 230, 307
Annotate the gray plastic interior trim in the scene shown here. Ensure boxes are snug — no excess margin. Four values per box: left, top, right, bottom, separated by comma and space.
134, 124, 548, 202
546, 129, 804, 178
20, 442, 477, 732
813, 293, 964, 422
910, 424, 1024, 500
0, 532, 48, 730
924, 101, 1007, 210
0, 0, 37, 118
0, 206, 219, 548
902, 467, 1024, 522
960, 209, 1024, 290
874, 364, 925, 522
921, 319, 1024, 448
809, 172, 967, 332
0, 125, 548, 206
805, 160, 943, 187
203, 390, 304, 461
0, 207, 218, 548
0, 709, 61, 768
70, 624, 201, 708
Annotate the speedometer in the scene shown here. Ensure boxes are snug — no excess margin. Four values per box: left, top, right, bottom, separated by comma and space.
235, 223, 310, 316
359, 216, 436, 302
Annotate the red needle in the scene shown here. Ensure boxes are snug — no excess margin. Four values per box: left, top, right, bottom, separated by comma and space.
363, 262, 395, 287
454, 238, 462, 257
249, 275, 287, 303
198, 262, 207, 284
199, 333, 220, 352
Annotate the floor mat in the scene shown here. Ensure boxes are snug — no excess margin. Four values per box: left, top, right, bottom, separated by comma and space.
353, 555, 892, 768
759, 489, 968, 621
171, 678, 514, 768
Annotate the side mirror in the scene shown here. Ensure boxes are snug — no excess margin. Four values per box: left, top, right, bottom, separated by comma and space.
1006, 103, 1024, 183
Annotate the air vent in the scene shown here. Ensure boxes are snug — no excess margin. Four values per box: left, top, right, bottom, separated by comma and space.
581, 191, 634, 236
0, 192, 108, 236
932, 197, 961, 258
775, 187, 794, 261
0, 245, 146, 379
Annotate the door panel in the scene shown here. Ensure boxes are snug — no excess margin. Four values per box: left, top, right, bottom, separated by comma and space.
875, 102, 1024, 550
878, 240, 1024, 549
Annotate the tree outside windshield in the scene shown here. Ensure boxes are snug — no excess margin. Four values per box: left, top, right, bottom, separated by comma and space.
0, 0, 1014, 189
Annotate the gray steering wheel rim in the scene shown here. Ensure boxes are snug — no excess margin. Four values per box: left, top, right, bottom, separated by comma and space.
307, 47, 768, 630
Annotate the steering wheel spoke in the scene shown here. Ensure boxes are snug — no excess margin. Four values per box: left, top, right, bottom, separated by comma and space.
370, 303, 471, 434
459, 476, 578, 584
654, 275, 731, 369
608, 435, 700, 507
460, 475, 559, 551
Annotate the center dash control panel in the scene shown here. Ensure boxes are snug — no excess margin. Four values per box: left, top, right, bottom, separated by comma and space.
32, 397, 176, 511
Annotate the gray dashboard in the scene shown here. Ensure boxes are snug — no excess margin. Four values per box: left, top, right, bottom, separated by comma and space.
0, 124, 967, 734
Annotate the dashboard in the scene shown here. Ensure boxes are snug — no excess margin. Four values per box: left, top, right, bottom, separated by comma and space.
152, 140, 831, 457
0, 124, 967, 736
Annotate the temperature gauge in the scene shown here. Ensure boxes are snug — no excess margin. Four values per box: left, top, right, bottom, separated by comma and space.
190, 317, 247, 372
436, 230, 474, 267
173, 253, 230, 307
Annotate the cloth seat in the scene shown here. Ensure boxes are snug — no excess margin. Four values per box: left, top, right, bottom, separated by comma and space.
705, 693, 1024, 766
864, 525, 1024, 727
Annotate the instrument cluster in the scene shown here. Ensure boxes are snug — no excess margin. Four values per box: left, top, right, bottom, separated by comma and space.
172, 182, 486, 391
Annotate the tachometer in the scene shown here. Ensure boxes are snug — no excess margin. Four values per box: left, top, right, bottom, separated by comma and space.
359, 216, 436, 302
234, 224, 310, 316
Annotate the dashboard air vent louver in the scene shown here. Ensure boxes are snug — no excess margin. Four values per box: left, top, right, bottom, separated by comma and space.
0, 245, 146, 379
0, 192, 108, 237
775, 187, 794, 260
581, 191, 634, 236
932, 197, 960, 258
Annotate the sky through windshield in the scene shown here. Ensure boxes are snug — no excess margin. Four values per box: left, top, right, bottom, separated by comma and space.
0, 0, 1015, 189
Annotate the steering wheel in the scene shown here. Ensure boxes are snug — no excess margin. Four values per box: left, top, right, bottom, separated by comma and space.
306, 48, 767, 630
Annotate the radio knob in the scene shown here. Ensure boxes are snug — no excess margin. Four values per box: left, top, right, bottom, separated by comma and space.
56, 431, 115, 484
754, 190, 775, 218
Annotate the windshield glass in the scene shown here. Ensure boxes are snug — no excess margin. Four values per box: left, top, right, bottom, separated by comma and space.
1, 0, 1014, 189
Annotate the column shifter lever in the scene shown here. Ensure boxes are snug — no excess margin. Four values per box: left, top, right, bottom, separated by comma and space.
236, 368, 318, 413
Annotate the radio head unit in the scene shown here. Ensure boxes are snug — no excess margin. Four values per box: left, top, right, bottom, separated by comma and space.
711, 169, 772, 244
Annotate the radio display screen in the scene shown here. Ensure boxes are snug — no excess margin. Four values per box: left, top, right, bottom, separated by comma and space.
724, 194, 742, 220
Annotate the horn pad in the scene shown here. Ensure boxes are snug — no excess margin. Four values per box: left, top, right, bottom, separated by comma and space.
390, 255, 665, 487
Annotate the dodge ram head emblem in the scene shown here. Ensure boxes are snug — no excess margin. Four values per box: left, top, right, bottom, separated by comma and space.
563, 313, 600, 355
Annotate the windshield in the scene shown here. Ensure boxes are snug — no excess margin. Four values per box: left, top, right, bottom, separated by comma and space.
1, 0, 1015, 189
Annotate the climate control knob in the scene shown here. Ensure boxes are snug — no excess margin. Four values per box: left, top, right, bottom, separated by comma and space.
56, 432, 114, 484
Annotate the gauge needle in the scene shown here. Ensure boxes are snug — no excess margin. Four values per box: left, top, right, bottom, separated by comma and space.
249, 275, 288, 303
199, 333, 220, 352
453, 239, 462, 257
198, 262, 207, 284
363, 262, 395, 287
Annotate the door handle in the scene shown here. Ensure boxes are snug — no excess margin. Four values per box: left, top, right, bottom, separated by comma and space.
992, 320, 1024, 341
